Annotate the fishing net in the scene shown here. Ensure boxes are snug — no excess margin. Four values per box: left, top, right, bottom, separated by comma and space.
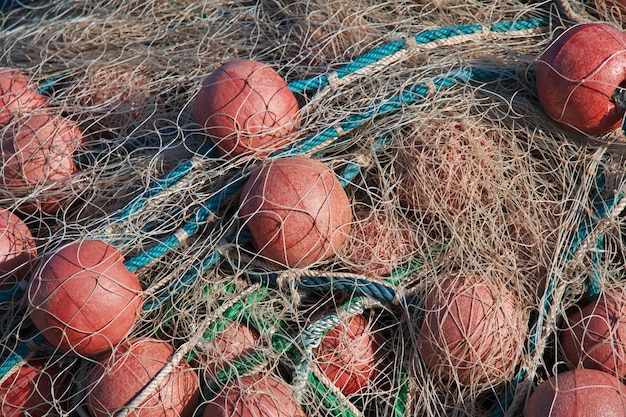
1, 0, 626, 416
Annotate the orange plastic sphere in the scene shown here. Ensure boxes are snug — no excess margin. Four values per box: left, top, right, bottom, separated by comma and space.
536, 23, 626, 135
561, 288, 626, 378
0, 208, 37, 290
1, 111, 83, 213
524, 368, 626, 417
418, 273, 525, 385
313, 314, 382, 396
0, 69, 48, 126
195, 321, 260, 384
0, 358, 70, 417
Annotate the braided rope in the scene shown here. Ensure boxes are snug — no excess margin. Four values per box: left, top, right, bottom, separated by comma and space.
142, 250, 222, 311
393, 374, 410, 417
294, 272, 400, 305
280, 67, 505, 160
554, 0, 586, 22
307, 364, 364, 417
0, 333, 46, 386
292, 298, 375, 398
287, 17, 548, 95
122, 174, 247, 271
107, 156, 202, 226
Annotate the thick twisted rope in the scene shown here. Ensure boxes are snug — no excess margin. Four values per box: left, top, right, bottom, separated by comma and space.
287, 17, 548, 95
554, 0, 586, 22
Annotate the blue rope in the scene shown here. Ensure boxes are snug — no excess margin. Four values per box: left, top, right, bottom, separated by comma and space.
337, 162, 363, 188
112, 159, 198, 221
245, 269, 399, 305
0, 0, 32, 12
300, 274, 398, 304
0, 284, 21, 302
287, 17, 548, 94
142, 250, 223, 312
280, 67, 503, 158
585, 166, 613, 301
123, 174, 249, 272
0, 334, 46, 375
288, 38, 407, 93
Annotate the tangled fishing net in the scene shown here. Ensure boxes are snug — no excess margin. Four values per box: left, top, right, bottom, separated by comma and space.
1, 0, 626, 416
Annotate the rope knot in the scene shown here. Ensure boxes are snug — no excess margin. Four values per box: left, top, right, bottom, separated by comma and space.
277, 269, 303, 306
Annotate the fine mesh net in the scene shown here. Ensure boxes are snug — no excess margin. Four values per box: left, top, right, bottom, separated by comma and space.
1, 0, 626, 416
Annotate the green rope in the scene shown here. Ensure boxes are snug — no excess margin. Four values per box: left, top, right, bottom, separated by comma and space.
304, 372, 360, 417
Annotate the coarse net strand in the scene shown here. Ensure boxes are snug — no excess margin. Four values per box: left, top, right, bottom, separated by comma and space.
1, 0, 626, 416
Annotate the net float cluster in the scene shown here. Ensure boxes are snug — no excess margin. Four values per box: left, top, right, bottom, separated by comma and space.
2, 10, 626, 417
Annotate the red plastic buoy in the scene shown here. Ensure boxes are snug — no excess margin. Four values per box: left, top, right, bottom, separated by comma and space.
0, 358, 70, 417
194, 59, 299, 157
27, 239, 143, 356
418, 273, 525, 386
239, 156, 352, 268
194, 321, 260, 384
536, 23, 626, 135
0, 69, 48, 126
87, 337, 200, 417
313, 313, 382, 396
561, 287, 626, 378
2, 110, 84, 213
0, 207, 37, 290
203, 373, 306, 417
524, 368, 626, 417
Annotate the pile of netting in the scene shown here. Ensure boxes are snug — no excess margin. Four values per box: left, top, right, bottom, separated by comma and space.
1, 0, 626, 416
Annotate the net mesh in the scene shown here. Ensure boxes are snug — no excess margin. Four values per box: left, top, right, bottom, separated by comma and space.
1, 0, 626, 416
